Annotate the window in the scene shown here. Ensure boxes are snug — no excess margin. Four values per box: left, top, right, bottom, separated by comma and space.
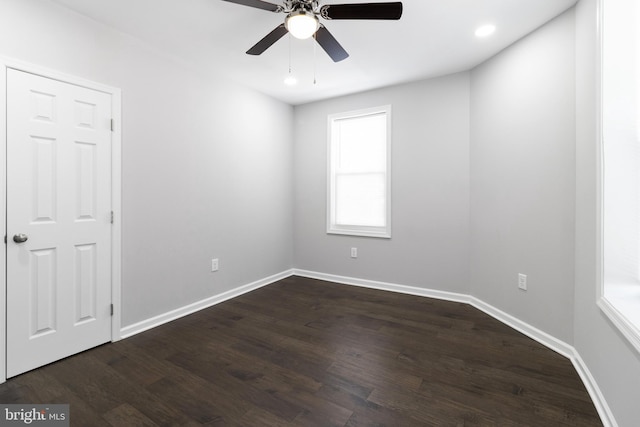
600, 0, 640, 354
327, 106, 391, 238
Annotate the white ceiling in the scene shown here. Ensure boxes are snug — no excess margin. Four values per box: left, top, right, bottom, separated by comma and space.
49, 0, 578, 105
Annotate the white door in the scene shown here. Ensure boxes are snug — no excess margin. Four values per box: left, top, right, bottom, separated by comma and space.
6, 69, 113, 378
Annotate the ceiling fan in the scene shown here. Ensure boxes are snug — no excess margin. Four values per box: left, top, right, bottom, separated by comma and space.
222, 0, 403, 62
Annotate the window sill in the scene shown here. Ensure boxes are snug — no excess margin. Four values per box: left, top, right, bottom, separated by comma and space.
599, 282, 640, 354
327, 228, 391, 239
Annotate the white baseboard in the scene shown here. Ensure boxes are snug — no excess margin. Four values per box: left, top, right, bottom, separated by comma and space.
293, 269, 471, 304
293, 269, 617, 427
119, 269, 294, 339
468, 297, 575, 359
118, 267, 616, 427
468, 297, 619, 426
570, 350, 619, 427
294, 269, 573, 357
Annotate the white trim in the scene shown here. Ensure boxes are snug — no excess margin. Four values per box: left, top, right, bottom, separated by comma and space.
597, 297, 640, 354
327, 105, 392, 239
110, 89, 123, 341
0, 56, 122, 383
3, 58, 120, 96
293, 269, 470, 304
595, 0, 604, 305
571, 349, 619, 427
591, 2, 622, 424
292, 269, 616, 427
469, 297, 574, 359
119, 269, 294, 339
596, 0, 640, 356
0, 62, 7, 385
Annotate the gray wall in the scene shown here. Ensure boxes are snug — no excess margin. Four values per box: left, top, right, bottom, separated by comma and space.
293, 73, 471, 294
469, 11, 576, 343
574, 0, 640, 425
0, 0, 294, 327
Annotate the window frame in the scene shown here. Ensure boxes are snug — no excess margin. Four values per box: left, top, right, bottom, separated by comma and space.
327, 105, 392, 239
597, 0, 640, 355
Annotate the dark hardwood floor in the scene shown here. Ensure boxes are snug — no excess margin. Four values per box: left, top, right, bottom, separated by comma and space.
0, 276, 602, 426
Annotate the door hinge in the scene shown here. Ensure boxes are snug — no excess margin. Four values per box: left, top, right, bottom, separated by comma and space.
110, 211, 114, 224
110, 119, 114, 132
3, 235, 6, 244
110, 304, 114, 316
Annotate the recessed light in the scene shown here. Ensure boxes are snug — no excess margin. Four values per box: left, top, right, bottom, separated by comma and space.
475, 24, 496, 38
284, 74, 298, 86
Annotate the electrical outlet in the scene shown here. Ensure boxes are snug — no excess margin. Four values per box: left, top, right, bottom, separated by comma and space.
211, 258, 219, 272
351, 247, 358, 258
518, 273, 527, 291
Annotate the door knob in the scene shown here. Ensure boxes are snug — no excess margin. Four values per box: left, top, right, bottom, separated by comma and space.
13, 234, 28, 243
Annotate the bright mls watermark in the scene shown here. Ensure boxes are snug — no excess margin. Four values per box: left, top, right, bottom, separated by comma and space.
0, 405, 69, 426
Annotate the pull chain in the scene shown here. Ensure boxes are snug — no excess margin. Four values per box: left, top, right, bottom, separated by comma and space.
313, 32, 317, 85
288, 33, 292, 75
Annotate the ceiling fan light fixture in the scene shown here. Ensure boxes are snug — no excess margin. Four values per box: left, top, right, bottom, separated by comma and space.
285, 10, 320, 40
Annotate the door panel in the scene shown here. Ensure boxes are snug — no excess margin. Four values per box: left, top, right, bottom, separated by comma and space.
30, 248, 57, 338
6, 69, 112, 378
74, 243, 97, 324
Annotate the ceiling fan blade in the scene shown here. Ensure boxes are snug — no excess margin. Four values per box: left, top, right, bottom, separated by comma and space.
315, 25, 349, 62
221, 0, 281, 12
320, 2, 403, 20
246, 24, 289, 55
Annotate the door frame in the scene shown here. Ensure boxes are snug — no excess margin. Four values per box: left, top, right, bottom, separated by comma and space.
0, 57, 122, 383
